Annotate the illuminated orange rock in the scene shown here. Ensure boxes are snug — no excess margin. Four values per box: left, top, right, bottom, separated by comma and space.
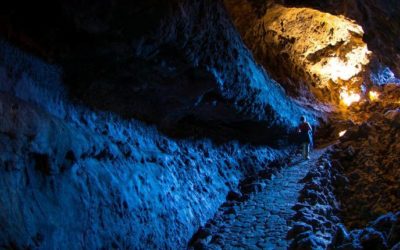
225, 2, 372, 103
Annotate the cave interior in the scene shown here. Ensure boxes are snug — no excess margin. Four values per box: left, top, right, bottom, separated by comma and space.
0, 0, 399, 249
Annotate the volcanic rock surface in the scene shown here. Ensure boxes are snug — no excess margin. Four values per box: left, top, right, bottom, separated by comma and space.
333, 109, 400, 229
282, 0, 400, 78
0, 0, 315, 248
288, 153, 342, 250
224, 1, 371, 103
287, 97, 400, 249
0, 0, 312, 144
0, 0, 399, 249
229, 0, 400, 79
288, 84, 400, 249
0, 39, 292, 249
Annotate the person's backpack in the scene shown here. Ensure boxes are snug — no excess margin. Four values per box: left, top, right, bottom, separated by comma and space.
298, 122, 312, 144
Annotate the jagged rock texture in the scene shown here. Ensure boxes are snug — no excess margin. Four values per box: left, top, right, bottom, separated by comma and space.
224, 1, 371, 102
0, 0, 399, 249
281, 0, 400, 78
333, 110, 400, 228
0, 0, 311, 144
0, 0, 312, 248
0, 40, 289, 249
230, 0, 400, 80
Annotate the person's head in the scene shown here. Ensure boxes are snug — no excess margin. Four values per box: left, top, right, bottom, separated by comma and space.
300, 116, 306, 122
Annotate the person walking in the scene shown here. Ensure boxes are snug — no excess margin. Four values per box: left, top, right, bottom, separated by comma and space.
298, 116, 313, 160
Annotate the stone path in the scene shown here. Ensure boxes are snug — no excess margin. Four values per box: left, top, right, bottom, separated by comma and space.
197, 150, 325, 250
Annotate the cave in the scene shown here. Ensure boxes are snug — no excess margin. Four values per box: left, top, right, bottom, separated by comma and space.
0, 0, 399, 249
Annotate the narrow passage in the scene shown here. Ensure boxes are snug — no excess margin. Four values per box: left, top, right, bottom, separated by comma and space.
196, 150, 326, 250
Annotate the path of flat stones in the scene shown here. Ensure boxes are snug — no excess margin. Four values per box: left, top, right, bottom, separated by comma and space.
202, 150, 324, 250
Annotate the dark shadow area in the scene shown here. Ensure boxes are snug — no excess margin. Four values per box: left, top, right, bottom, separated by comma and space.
0, 0, 293, 147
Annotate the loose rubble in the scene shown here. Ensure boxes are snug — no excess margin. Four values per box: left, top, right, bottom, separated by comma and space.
333, 86, 400, 229
288, 84, 400, 249
288, 152, 342, 250
189, 151, 325, 250
329, 102, 400, 249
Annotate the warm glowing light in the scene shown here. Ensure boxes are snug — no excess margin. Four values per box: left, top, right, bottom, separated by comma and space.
310, 45, 371, 85
368, 91, 380, 101
338, 130, 347, 137
340, 88, 361, 106
320, 57, 356, 81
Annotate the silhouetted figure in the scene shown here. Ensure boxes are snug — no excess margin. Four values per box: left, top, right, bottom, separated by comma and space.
298, 116, 313, 160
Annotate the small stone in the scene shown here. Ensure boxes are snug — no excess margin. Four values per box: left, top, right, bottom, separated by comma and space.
331, 224, 350, 246
287, 222, 313, 239
360, 228, 388, 250
241, 183, 263, 194
226, 191, 243, 201
391, 242, 400, 250
388, 215, 400, 246
370, 212, 397, 234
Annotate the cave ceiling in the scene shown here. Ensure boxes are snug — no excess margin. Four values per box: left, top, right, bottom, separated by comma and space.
224, 0, 400, 108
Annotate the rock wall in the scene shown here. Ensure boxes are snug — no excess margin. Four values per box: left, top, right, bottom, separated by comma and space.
224, 1, 372, 103
0, 39, 288, 249
333, 109, 400, 229
0, 0, 315, 248
0, 0, 313, 144
281, 0, 400, 78
235, 0, 400, 80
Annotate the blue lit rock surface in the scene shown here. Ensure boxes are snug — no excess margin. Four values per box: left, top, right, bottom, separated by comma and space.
288, 152, 342, 250
189, 151, 325, 250
288, 110, 400, 250
0, 0, 313, 144
0, 1, 316, 245
0, 0, 399, 249
0, 2, 316, 246
0, 40, 289, 248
